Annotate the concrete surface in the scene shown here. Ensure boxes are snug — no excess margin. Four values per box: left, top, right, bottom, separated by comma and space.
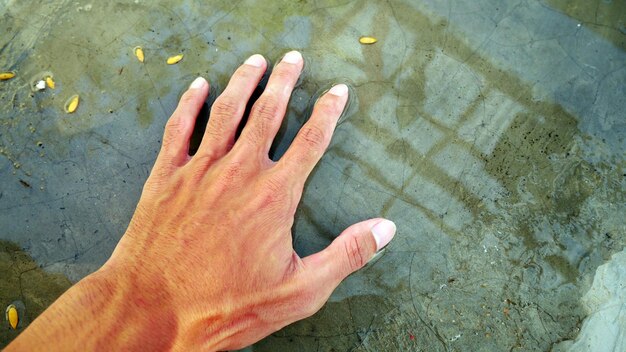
554, 249, 626, 352
0, 0, 624, 350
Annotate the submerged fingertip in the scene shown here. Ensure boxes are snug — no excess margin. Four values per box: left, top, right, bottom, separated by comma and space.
328, 84, 348, 97
371, 219, 396, 252
189, 76, 208, 90
281, 50, 303, 65
244, 54, 266, 68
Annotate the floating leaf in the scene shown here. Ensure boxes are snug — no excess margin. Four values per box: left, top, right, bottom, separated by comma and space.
45, 76, 55, 89
0, 71, 16, 80
359, 36, 378, 45
166, 54, 184, 65
64, 94, 80, 113
5, 304, 18, 329
133, 46, 145, 63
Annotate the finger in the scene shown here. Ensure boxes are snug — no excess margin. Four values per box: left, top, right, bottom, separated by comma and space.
277, 84, 348, 186
301, 219, 396, 289
155, 77, 209, 169
196, 54, 267, 160
238, 50, 304, 155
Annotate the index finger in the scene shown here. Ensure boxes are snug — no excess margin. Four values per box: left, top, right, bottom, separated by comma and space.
276, 84, 348, 185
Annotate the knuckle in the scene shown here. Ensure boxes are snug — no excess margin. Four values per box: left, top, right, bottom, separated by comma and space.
235, 65, 257, 80
165, 116, 183, 135
162, 118, 183, 149
344, 235, 369, 272
263, 174, 287, 193
316, 98, 341, 115
179, 91, 197, 106
253, 95, 280, 122
211, 95, 240, 119
299, 125, 327, 149
273, 67, 294, 81
258, 181, 288, 208
143, 164, 175, 194
219, 161, 244, 183
186, 154, 214, 181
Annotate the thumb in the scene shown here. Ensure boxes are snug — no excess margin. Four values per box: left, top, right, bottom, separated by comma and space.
302, 218, 396, 288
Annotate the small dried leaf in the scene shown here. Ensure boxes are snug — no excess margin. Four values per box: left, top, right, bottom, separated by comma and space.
359, 36, 378, 45
0, 71, 16, 80
45, 76, 55, 89
65, 94, 80, 113
133, 46, 145, 63
6, 305, 18, 329
166, 54, 184, 65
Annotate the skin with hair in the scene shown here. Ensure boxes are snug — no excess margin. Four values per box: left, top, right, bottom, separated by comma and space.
6, 51, 396, 351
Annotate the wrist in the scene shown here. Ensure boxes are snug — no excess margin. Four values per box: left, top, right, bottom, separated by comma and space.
87, 263, 181, 350
7, 263, 179, 351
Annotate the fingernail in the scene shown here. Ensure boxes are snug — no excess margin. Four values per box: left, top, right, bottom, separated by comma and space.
244, 54, 265, 68
281, 50, 302, 64
189, 76, 207, 89
328, 84, 348, 97
371, 220, 396, 251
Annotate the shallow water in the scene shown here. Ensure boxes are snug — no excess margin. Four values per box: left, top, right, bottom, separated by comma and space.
0, 0, 624, 350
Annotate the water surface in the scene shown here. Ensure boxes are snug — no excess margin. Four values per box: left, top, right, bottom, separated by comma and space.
0, 0, 624, 350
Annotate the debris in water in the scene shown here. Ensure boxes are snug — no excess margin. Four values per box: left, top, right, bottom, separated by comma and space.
133, 46, 145, 63
45, 76, 55, 89
0, 71, 16, 80
35, 80, 46, 91
30, 71, 54, 92
64, 94, 80, 113
6, 304, 18, 329
359, 36, 377, 45
166, 54, 184, 65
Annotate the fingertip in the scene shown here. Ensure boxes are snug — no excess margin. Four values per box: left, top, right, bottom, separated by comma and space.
317, 84, 349, 116
371, 219, 396, 251
244, 54, 266, 68
328, 84, 348, 97
281, 50, 303, 65
189, 76, 208, 90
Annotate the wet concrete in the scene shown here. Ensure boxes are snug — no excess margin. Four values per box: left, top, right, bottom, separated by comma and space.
0, 241, 72, 349
0, 0, 624, 350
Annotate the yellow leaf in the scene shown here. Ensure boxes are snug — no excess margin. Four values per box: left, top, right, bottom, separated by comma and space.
45, 76, 55, 89
166, 54, 184, 65
134, 46, 145, 63
0, 71, 16, 80
6, 305, 18, 329
65, 94, 80, 113
359, 36, 378, 45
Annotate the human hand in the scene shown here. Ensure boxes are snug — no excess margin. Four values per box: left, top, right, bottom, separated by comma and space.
7, 51, 396, 351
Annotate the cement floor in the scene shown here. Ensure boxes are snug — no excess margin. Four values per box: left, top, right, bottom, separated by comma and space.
1, 0, 624, 350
